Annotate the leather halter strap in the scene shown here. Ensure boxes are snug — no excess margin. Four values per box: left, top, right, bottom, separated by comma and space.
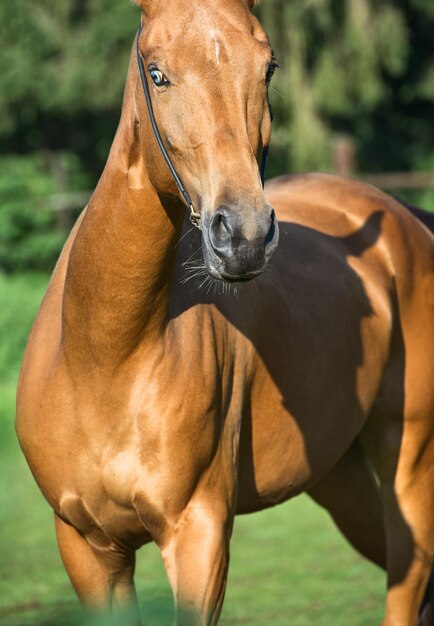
136, 22, 270, 231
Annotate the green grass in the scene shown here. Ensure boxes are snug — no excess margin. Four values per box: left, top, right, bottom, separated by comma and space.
0, 272, 385, 625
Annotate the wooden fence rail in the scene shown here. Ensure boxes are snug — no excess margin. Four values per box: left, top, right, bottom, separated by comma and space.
360, 171, 434, 191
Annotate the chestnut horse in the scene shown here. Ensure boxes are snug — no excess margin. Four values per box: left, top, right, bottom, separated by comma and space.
16, 0, 434, 624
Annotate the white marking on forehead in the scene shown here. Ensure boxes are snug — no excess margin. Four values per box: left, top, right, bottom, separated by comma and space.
197, 8, 224, 65
209, 28, 221, 64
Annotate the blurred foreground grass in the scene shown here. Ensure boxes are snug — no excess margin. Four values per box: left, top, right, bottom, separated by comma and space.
0, 272, 385, 625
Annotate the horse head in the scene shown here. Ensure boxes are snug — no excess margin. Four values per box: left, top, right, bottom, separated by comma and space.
133, 0, 279, 282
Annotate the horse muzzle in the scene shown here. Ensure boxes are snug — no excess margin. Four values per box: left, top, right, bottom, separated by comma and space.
202, 204, 279, 282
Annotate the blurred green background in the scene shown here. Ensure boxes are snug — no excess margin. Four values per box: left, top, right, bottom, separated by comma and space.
1, 0, 433, 623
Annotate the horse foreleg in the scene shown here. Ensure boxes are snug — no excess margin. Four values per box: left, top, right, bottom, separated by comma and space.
160, 498, 233, 626
308, 437, 386, 569
55, 514, 141, 625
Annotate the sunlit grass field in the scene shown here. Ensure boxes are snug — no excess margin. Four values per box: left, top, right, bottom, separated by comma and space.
0, 272, 385, 625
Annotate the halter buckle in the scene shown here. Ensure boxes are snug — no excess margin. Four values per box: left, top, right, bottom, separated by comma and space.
189, 205, 202, 230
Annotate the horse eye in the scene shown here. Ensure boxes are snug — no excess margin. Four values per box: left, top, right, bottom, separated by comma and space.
266, 59, 279, 87
149, 68, 170, 87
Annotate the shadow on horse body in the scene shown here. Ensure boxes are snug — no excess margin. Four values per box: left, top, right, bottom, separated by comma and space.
171, 197, 411, 566
15, 0, 434, 624
172, 209, 384, 502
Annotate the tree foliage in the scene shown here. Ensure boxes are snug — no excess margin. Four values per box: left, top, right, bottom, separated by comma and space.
0, 0, 136, 134
0, 155, 65, 272
257, 0, 434, 173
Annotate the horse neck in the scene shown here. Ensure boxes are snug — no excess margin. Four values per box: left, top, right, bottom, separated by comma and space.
62, 76, 185, 370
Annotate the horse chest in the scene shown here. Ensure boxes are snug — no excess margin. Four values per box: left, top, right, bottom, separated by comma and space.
57, 392, 224, 538
57, 428, 219, 548
32, 330, 249, 543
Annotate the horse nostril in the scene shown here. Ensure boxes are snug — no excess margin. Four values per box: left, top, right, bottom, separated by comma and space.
265, 210, 276, 246
210, 209, 235, 252
212, 211, 231, 234
213, 212, 223, 230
